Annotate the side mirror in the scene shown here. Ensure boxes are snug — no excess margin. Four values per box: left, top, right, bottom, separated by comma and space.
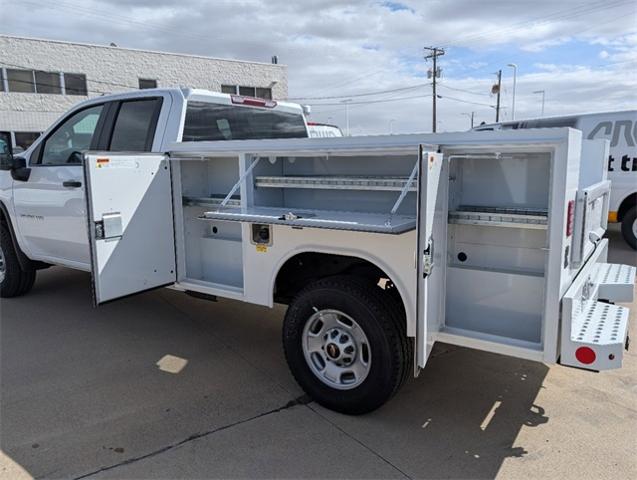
0, 155, 30, 181
0, 153, 21, 171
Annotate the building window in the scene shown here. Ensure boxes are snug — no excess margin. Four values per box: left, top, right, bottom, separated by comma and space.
64, 73, 88, 96
7, 69, 35, 93
239, 86, 256, 97
35, 71, 62, 94
139, 78, 157, 89
256, 87, 272, 100
14, 132, 41, 150
3, 69, 89, 96
222, 84, 272, 99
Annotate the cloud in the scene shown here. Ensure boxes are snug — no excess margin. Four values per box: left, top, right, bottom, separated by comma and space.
1, 0, 636, 133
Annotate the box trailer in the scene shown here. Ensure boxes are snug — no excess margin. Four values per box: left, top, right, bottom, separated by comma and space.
78, 128, 634, 413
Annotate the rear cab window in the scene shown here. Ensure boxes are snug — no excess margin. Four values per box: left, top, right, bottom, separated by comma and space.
109, 98, 163, 151
182, 101, 307, 141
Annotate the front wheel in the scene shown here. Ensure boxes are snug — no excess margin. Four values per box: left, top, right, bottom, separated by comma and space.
0, 223, 36, 298
621, 206, 637, 250
282, 275, 411, 415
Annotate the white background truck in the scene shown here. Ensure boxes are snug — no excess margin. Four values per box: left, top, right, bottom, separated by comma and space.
0, 88, 634, 414
476, 110, 637, 250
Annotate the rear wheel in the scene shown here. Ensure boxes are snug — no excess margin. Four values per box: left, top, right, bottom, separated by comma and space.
282, 275, 411, 414
0, 223, 36, 298
621, 206, 637, 250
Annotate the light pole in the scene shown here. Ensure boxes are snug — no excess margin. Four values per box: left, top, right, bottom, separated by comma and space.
462, 112, 475, 129
533, 90, 545, 117
507, 63, 517, 120
341, 99, 352, 136
389, 119, 396, 135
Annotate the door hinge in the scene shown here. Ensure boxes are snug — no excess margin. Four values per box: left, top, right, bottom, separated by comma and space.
422, 239, 434, 278
94, 221, 104, 240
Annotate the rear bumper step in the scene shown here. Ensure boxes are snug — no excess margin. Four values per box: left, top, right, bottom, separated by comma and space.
560, 243, 635, 371
594, 263, 636, 303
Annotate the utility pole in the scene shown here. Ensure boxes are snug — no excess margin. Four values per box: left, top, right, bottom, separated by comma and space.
493, 69, 502, 122
424, 47, 444, 133
507, 63, 517, 120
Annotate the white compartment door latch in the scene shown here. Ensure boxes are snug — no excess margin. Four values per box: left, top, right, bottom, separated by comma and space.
95, 212, 123, 240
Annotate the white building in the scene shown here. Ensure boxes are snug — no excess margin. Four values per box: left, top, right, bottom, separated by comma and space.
0, 35, 288, 151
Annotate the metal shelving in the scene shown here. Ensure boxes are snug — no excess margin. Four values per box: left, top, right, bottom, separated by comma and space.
183, 195, 241, 208
254, 175, 416, 192
448, 205, 548, 229
199, 206, 416, 234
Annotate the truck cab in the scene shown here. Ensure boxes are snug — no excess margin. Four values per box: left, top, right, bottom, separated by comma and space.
0, 88, 308, 274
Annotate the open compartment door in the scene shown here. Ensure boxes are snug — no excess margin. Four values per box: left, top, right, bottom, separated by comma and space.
84, 153, 177, 305
416, 146, 445, 369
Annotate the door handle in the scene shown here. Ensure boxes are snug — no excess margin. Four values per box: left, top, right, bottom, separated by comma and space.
62, 180, 82, 188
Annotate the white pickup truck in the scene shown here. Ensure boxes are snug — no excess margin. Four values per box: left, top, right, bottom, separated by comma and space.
1, 88, 634, 414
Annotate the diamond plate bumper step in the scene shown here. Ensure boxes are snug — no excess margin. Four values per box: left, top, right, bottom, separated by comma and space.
561, 259, 635, 371
593, 263, 636, 303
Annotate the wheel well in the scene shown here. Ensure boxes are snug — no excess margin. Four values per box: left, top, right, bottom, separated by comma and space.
0, 200, 48, 271
618, 193, 637, 222
274, 252, 405, 313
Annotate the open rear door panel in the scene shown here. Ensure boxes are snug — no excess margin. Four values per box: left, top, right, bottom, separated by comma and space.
84, 153, 176, 305
416, 147, 445, 368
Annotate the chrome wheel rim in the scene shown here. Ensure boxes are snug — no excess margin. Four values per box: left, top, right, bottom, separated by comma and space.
302, 309, 371, 390
0, 244, 5, 284
632, 217, 637, 239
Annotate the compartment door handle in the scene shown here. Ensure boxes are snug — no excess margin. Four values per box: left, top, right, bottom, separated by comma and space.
62, 180, 82, 188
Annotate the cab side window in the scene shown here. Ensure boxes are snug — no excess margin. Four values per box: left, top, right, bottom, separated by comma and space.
39, 105, 103, 165
109, 98, 162, 152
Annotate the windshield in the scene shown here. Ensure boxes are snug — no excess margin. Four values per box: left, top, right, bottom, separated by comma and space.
182, 101, 307, 141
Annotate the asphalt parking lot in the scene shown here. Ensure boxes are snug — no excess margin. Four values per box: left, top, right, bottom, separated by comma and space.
1, 226, 636, 480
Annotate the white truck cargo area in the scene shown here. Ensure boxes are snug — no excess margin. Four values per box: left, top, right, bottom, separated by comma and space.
79, 128, 634, 413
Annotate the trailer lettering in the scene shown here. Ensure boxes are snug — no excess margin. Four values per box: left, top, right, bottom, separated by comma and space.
613, 120, 635, 147
619, 154, 637, 172
588, 120, 636, 147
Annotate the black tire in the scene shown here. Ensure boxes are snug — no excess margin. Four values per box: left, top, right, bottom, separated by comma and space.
0, 223, 36, 298
282, 275, 411, 415
621, 206, 637, 250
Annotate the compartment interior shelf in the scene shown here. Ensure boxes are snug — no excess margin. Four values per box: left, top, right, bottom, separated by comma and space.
183, 195, 241, 208
199, 206, 416, 234
449, 205, 548, 229
254, 175, 416, 192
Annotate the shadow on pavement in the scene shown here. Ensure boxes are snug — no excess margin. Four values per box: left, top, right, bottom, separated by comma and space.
1, 265, 551, 479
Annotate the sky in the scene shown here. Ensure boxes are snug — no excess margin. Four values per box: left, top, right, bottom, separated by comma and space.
1, 0, 636, 134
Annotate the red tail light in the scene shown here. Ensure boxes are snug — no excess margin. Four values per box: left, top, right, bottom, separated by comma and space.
231, 95, 277, 108
566, 200, 575, 237
575, 346, 596, 364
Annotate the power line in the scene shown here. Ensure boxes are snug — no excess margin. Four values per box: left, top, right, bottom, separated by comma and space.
12, 0, 224, 46
308, 93, 430, 107
436, 94, 495, 109
440, 0, 633, 48
437, 83, 491, 97
288, 83, 429, 101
